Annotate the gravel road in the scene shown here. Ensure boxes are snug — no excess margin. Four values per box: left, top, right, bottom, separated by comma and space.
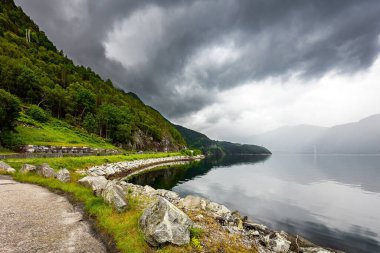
0, 175, 107, 253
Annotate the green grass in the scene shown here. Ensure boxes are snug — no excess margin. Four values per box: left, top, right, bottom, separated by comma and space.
4, 152, 181, 172
4, 152, 195, 252
0, 147, 16, 155
9, 157, 191, 253
12, 115, 116, 148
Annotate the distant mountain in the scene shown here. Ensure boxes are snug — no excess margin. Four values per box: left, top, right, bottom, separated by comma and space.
175, 125, 271, 155
250, 114, 380, 154
250, 125, 328, 153
316, 114, 380, 154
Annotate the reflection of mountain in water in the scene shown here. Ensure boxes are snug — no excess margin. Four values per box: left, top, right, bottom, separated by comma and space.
126, 155, 269, 190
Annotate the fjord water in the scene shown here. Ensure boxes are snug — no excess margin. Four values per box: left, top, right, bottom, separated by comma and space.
128, 155, 380, 253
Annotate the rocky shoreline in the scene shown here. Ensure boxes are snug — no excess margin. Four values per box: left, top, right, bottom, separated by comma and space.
76, 157, 344, 253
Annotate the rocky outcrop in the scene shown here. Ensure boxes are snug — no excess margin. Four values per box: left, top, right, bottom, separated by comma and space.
139, 197, 193, 246
56, 168, 70, 182
78, 176, 108, 196
20, 164, 37, 174
37, 163, 56, 178
101, 181, 128, 212
0, 161, 15, 174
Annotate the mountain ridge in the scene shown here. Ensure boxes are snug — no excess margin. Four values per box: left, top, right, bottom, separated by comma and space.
250, 114, 380, 154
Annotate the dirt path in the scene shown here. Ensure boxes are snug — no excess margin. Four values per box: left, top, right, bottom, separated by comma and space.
0, 175, 107, 253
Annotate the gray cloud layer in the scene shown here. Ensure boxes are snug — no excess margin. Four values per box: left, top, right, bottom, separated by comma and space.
16, 0, 380, 118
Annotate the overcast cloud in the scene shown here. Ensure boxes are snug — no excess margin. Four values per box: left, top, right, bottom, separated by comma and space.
15, 0, 380, 141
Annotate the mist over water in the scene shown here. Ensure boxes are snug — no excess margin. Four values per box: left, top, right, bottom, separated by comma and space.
128, 155, 380, 253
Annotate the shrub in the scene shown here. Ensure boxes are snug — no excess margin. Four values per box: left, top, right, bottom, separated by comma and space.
26, 105, 48, 123
0, 89, 21, 130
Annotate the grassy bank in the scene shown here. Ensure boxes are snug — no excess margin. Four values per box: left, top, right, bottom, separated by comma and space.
4, 152, 192, 253
4, 152, 181, 171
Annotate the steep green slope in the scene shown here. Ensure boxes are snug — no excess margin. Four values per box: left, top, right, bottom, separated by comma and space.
0, 0, 184, 151
175, 125, 271, 155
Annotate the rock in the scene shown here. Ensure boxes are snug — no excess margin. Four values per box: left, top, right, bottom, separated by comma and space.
179, 195, 208, 210
300, 247, 334, 253
264, 232, 291, 253
143, 185, 155, 194
56, 168, 70, 182
139, 197, 193, 246
20, 164, 37, 174
101, 181, 128, 212
78, 176, 108, 196
243, 221, 268, 233
154, 189, 180, 202
206, 201, 231, 218
37, 164, 56, 178
0, 161, 15, 174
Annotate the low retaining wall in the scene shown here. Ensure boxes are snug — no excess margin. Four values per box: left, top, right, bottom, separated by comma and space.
0, 145, 121, 159
20, 145, 120, 155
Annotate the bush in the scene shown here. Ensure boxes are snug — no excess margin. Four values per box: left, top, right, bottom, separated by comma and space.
0, 130, 23, 150
0, 89, 21, 130
26, 105, 48, 122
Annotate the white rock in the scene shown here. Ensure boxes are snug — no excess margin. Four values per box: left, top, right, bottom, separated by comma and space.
20, 164, 37, 174
179, 195, 209, 210
264, 232, 291, 253
78, 176, 108, 196
0, 161, 15, 174
56, 168, 70, 182
139, 197, 193, 246
102, 181, 128, 212
206, 201, 231, 218
37, 164, 56, 178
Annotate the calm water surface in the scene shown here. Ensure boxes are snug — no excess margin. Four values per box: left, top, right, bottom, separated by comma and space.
128, 155, 380, 253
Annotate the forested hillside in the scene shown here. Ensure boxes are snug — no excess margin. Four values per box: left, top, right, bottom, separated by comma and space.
175, 125, 271, 155
0, 0, 184, 151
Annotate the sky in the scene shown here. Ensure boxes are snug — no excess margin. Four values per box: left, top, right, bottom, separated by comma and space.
15, 0, 380, 143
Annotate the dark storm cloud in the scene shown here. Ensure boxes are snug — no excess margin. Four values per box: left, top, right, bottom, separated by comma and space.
15, 0, 380, 118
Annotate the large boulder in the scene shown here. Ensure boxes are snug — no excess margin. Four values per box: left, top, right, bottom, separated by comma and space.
139, 197, 193, 246
78, 176, 108, 196
20, 164, 37, 174
101, 181, 128, 212
37, 163, 56, 178
0, 161, 15, 174
56, 168, 70, 182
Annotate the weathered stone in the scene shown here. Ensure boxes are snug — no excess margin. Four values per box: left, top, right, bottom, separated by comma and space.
206, 201, 231, 218
78, 176, 108, 196
178, 195, 208, 210
243, 221, 269, 233
300, 247, 334, 253
143, 185, 155, 194
0, 161, 15, 174
155, 189, 180, 202
37, 164, 56, 178
20, 164, 37, 174
56, 168, 71, 182
139, 197, 193, 246
101, 181, 128, 212
0, 162, 10, 169
264, 232, 291, 253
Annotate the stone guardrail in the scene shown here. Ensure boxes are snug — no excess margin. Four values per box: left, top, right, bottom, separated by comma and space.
0, 145, 121, 160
